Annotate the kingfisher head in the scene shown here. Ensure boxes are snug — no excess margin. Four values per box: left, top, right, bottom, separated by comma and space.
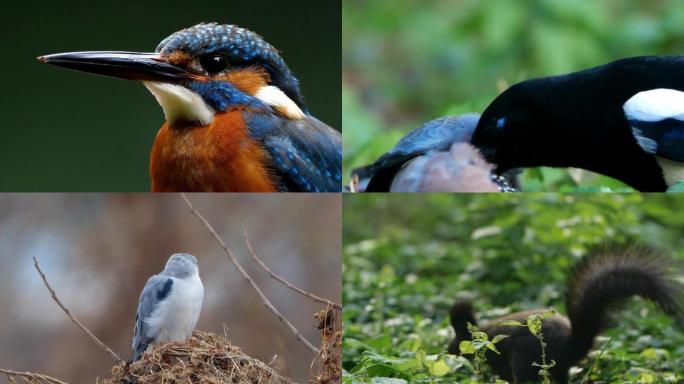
38, 23, 307, 126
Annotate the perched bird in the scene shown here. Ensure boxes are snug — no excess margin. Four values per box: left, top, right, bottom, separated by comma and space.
132, 253, 204, 362
352, 114, 518, 192
38, 23, 341, 192
471, 55, 684, 192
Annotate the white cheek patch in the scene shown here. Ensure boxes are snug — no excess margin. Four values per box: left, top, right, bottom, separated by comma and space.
623, 88, 684, 122
143, 82, 215, 126
254, 85, 305, 120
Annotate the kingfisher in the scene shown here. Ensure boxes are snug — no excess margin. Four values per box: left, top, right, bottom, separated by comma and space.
38, 23, 342, 192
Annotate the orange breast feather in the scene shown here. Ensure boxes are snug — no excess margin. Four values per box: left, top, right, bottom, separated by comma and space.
149, 111, 277, 192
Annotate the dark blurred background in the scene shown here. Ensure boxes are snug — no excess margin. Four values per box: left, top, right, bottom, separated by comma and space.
0, 0, 340, 191
343, 0, 684, 191
0, 194, 341, 382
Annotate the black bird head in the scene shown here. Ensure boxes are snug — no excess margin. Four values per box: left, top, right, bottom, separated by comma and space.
471, 82, 542, 171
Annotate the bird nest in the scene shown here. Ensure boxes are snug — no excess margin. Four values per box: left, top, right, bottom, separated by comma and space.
309, 307, 341, 384
101, 330, 293, 384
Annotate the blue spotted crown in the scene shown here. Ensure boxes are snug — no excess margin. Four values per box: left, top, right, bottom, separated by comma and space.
157, 23, 306, 111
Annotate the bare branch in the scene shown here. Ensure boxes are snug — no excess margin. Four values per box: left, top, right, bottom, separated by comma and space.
0, 368, 68, 384
33, 257, 124, 363
180, 193, 320, 354
242, 222, 342, 310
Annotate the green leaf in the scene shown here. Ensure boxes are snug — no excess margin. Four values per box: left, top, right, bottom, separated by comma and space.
491, 334, 510, 344
459, 340, 475, 355
429, 358, 451, 376
498, 320, 523, 327
527, 316, 543, 336
486, 342, 501, 354
541, 309, 556, 319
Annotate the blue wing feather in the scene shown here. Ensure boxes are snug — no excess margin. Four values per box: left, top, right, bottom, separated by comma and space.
131, 275, 174, 361
243, 112, 342, 192
630, 118, 684, 161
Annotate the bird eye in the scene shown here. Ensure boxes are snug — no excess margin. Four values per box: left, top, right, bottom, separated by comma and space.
495, 117, 506, 129
199, 54, 228, 74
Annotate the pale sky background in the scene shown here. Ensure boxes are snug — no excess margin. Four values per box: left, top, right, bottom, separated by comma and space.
0, 193, 341, 382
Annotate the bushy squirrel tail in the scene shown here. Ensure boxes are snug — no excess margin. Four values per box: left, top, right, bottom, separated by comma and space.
566, 244, 684, 362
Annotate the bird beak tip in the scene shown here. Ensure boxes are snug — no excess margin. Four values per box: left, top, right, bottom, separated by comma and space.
35, 51, 188, 83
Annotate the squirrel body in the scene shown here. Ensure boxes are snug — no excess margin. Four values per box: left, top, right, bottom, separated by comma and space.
448, 244, 684, 383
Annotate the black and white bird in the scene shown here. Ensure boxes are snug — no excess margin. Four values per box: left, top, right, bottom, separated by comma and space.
131, 253, 204, 362
471, 55, 684, 191
352, 114, 518, 192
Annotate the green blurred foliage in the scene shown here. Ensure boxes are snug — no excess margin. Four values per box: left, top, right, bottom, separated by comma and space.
343, 194, 684, 382
343, 0, 684, 191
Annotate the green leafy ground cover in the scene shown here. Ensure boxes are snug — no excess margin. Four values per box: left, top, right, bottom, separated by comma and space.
343, 0, 684, 191
343, 194, 684, 383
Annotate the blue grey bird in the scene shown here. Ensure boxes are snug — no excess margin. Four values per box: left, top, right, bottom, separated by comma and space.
131, 253, 204, 362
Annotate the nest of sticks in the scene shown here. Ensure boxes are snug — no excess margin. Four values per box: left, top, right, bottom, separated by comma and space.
102, 330, 293, 384
309, 307, 342, 384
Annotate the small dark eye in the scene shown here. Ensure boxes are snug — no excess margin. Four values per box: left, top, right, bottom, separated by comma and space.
199, 55, 228, 74
495, 117, 506, 129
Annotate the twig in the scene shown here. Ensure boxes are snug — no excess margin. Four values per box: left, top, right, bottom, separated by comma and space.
180, 193, 320, 354
242, 222, 342, 310
0, 368, 68, 384
581, 337, 613, 384
33, 257, 124, 363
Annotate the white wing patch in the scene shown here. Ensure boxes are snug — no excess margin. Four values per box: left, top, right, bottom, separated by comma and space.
623, 88, 684, 122
144, 82, 215, 126
255, 85, 305, 120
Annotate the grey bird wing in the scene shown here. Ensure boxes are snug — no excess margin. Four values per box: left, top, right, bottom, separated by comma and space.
360, 114, 481, 191
131, 274, 174, 361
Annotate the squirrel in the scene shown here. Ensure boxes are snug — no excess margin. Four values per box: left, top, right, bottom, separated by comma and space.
447, 244, 684, 383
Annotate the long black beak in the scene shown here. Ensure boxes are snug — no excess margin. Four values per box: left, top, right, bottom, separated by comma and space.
37, 51, 193, 83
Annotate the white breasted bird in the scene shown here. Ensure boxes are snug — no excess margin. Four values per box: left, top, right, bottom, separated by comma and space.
131, 253, 204, 362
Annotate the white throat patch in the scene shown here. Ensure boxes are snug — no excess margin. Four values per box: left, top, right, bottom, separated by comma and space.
144, 82, 215, 126
255, 85, 305, 119
656, 156, 684, 187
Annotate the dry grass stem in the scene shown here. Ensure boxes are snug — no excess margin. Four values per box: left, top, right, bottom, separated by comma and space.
0, 368, 68, 384
102, 330, 296, 384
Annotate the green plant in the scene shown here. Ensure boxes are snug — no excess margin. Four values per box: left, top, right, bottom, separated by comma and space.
343, 194, 684, 383
498, 310, 557, 383
458, 323, 509, 382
